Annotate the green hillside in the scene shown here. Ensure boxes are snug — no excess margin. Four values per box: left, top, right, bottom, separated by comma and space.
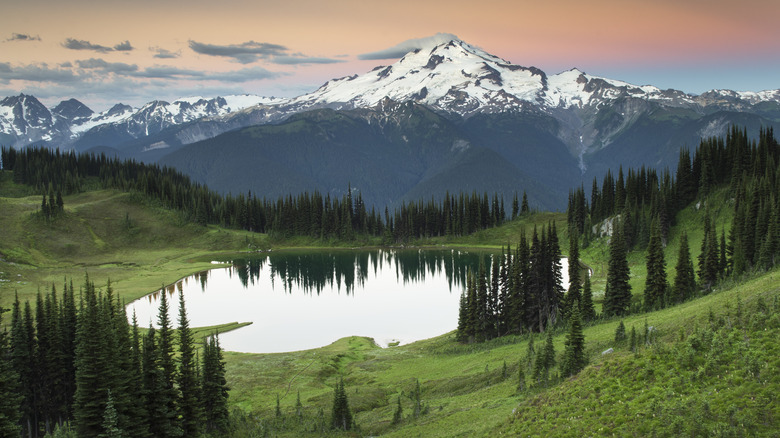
1, 134, 778, 437
221, 269, 778, 437
0, 171, 270, 307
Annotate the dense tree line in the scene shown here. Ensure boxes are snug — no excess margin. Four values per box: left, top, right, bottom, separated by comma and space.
1, 147, 521, 242
1, 277, 229, 437
570, 127, 778, 252
570, 127, 780, 314
456, 222, 593, 341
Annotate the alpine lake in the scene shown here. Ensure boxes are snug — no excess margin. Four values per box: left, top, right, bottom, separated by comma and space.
128, 249, 571, 353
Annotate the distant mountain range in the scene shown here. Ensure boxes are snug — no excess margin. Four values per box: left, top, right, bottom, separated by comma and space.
2, 38, 779, 209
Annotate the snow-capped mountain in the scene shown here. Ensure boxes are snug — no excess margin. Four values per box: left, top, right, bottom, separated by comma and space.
1, 37, 778, 157
0, 93, 287, 149
288, 39, 779, 114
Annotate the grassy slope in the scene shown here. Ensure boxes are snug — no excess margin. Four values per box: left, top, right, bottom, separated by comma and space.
0, 172, 269, 308
2, 172, 776, 436
221, 189, 778, 437
224, 270, 779, 437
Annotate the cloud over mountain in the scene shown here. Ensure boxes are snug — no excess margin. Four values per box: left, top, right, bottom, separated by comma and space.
358, 33, 460, 60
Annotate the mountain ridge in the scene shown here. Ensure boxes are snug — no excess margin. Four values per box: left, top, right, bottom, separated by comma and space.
2, 37, 779, 153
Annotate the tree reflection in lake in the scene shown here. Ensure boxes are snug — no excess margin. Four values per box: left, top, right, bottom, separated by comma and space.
130, 249, 491, 353
226, 249, 484, 295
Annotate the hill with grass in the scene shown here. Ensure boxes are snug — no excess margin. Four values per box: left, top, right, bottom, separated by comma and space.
0, 127, 778, 436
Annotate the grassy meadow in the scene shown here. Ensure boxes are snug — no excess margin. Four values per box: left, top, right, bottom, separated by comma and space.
1, 171, 778, 436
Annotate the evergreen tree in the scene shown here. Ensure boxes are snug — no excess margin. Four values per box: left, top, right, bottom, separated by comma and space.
455, 291, 470, 343
560, 304, 586, 378
698, 215, 720, 291
0, 308, 22, 437
580, 276, 596, 322
98, 390, 123, 438
673, 231, 696, 303
533, 329, 556, 385
563, 231, 582, 320
517, 363, 526, 392
176, 290, 203, 437
644, 219, 667, 310
392, 395, 403, 425
202, 334, 229, 434
153, 290, 182, 437
521, 191, 530, 215
74, 278, 110, 437
603, 224, 632, 316
331, 378, 352, 431
614, 321, 627, 343
475, 261, 489, 342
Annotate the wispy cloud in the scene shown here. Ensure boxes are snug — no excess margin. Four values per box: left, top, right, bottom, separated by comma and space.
132, 65, 206, 79
0, 63, 79, 83
151, 47, 181, 59
75, 58, 138, 74
189, 40, 288, 64
62, 38, 134, 53
358, 33, 459, 60
6, 33, 41, 42
113, 40, 134, 52
207, 67, 287, 82
272, 55, 344, 65
188, 40, 343, 65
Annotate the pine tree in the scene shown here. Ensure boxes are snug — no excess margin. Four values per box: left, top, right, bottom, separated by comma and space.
534, 329, 556, 385
673, 231, 696, 303
698, 216, 719, 291
392, 395, 403, 425
580, 276, 596, 322
98, 390, 123, 438
455, 291, 470, 343
74, 278, 110, 437
154, 290, 182, 437
521, 191, 530, 215
176, 290, 203, 437
644, 219, 667, 310
560, 304, 586, 378
517, 363, 526, 392
476, 261, 489, 342
202, 334, 229, 434
563, 231, 582, 321
0, 308, 22, 437
603, 224, 632, 316
614, 320, 627, 343
331, 378, 352, 431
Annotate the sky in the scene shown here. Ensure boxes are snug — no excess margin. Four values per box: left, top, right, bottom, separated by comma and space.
2, 0, 779, 112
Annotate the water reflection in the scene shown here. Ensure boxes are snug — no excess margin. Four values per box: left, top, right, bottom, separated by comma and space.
129, 249, 490, 353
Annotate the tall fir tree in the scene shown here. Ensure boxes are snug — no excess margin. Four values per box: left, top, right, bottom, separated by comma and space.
0, 308, 22, 437
698, 215, 720, 291
563, 231, 582, 321
73, 277, 110, 437
560, 304, 587, 378
673, 231, 696, 303
331, 378, 352, 431
644, 219, 667, 310
154, 290, 182, 438
176, 290, 203, 437
603, 223, 632, 316
202, 334, 230, 434
579, 275, 596, 322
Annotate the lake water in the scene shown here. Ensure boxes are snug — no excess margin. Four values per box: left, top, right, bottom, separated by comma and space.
127, 249, 570, 353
